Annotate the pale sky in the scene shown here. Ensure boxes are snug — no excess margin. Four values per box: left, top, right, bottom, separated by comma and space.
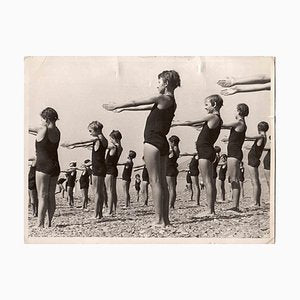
25, 56, 273, 170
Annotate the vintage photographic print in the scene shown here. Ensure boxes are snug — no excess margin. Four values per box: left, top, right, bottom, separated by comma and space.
25, 56, 275, 243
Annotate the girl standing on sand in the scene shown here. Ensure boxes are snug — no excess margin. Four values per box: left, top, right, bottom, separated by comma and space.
221, 103, 249, 212
103, 70, 181, 226
105, 130, 123, 216
244, 121, 269, 207
172, 95, 223, 218
61, 121, 108, 219
166, 135, 180, 209
28, 158, 38, 217
29, 107, 60, 227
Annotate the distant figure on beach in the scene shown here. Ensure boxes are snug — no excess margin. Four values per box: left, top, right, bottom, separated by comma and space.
29, 107, 60, 227
134, 174, 141, 202
244, 121, 269, 207
166, 135, 180, 209
119, 150, 136, 207
103, 70, 181, 226
61, 121, 108, 219
180, 151, 201, 205
28, 158, 38, 217
172, 94, 223, 218
133, 157, 150, 206
217, 75, 271, 96
61, 161, 77, 207
79, 159, 92, 209
56, 176, 66, 198
217, 154, 227, 202
239, 161, 245, 199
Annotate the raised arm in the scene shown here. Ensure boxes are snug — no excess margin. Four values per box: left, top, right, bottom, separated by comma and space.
244, 134, 262, 141
61, 139, 95, 149
114, 105, 154, 112
133, 164, 145, 169
217, 75, 270, 87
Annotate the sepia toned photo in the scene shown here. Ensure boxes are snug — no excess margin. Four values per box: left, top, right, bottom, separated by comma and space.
25, 56, 275, 243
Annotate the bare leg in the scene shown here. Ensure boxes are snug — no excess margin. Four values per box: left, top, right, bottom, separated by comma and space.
160, 155, 170, 225
248, 166, 261, 206
240, 182, 244, 199
112, 176, 117, 213
191, 176, 200, 205
105, 175, 114, 215
199, 159, 215, 214
47, 176, 58, 227
142, 181, 149, 205
67, 186, 74, 207
35, 171, 50, 227
167, 176, 176, 209
264, 169, 270, 193
82, 188, 89, 209
228, 158, 241, 210
103, 183, 108, 208
93, 175, 105, 218
144, 143, 165, 225
29, 189, 38, 217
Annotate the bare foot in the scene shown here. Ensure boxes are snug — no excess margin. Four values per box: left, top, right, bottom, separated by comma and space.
193, 211, 216, 219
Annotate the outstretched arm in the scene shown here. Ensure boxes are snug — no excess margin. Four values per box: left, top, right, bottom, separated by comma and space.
133, 164, 145, 169
103, 95, 160, 112
244, 134, 262, 141
221, 83, 271, 96
133, 167, 144, 172
28, 126, 41, 136
217, 75, 270, 87
114, 105, 153, 112
61, 139, 95, 149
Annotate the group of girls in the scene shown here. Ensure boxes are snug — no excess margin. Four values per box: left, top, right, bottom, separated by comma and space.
28, 70, 271, 228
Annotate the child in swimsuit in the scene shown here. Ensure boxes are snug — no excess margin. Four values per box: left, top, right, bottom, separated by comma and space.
172, 95, 223, 217
103, 70, 181, 226
119, 150, 136, 207
61, 121, 108, 219
217, 154, 227, 202
221, 103, 249, 212
105, 130, 123, 216
28, 158, 38, 217
79, 160, 92, 209
134, 174, 141, 202
28, 107, 60, 227
263, 135, 271, 191
166, 135, 180, 209
180, 151, 201, 205
63, 161, 77, 207
133, 157, 150, 206
212, 145, 221, 185
244, 121, 269, 207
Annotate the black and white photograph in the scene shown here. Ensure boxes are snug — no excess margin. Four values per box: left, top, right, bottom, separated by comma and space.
25, 56, 275, 243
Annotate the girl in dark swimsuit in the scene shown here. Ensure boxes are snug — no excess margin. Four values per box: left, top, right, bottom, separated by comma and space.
28, 158, 38, 217
166, 135, 180, 209
244, 121, 269, 207
29, 107, 60, 227
61, 121, 108, 219
119, 150, 136, 207
221, 103, 249, 212
180, 150, 201, 205
133, 157, 150, 206
103, 70, 181, 226
172, 95, 223, 218
105, 130, 123, 216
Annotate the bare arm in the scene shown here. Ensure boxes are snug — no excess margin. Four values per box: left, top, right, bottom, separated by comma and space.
244, 135, 262, 141
179, 152, 197, 157
133, 164, 145, 169
217, 75, 270, 87
221, 83, 271, 96
114, 105, 153, 112
133, 167, 144, 172
61, 139, 95, 148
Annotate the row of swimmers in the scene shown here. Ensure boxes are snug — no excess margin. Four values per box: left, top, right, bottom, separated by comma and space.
28, 71, 271, 227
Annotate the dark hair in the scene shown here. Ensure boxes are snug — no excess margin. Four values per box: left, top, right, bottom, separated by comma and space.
135, 174, 140, 178
84, 159, 91, 164
206, 95, 223, 110
258, 121, 269, 132
88, 121, 103, 132
214, 145, 221, 153
41, 107, 58, 122
158, 70, 181, 90
169, 135, 180, 146
237, 103, 249, 117
220, 154, 227, 160
129, 150, 136, 159
109, 130, 122, 141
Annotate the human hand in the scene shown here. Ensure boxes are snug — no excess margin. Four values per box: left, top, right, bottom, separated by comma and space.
220, 87, 238, 96
114, 108, 124, 113
217, 76, 236, 87
102, 103, 118, 111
